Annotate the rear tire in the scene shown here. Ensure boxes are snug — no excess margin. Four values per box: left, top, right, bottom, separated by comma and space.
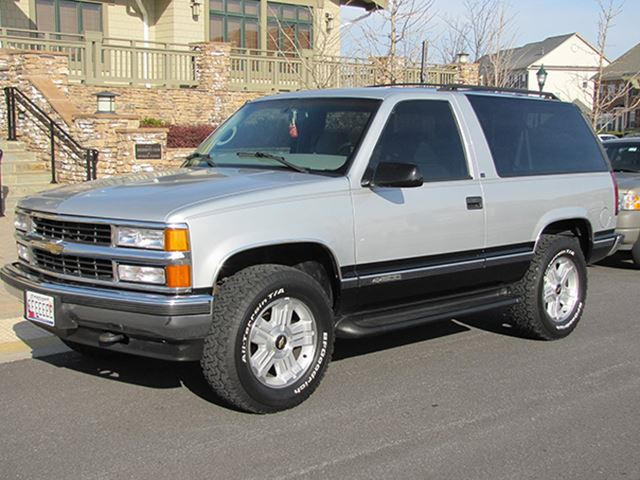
507, 234, 587, 340
201, 264, 335, 413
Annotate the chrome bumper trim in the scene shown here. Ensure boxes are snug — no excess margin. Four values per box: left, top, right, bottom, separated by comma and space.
1, 263, 212, 316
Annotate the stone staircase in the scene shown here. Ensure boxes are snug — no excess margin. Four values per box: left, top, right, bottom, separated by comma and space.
1, 140, 57, 215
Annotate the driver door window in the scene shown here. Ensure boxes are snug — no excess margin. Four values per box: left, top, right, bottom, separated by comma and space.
370, 100, 469, 182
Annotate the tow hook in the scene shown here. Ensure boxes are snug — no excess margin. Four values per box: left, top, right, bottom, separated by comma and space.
98, 332, 127, 345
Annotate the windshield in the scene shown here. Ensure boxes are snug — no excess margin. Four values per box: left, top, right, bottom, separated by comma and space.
605, 143, 640, 172
183, 97, 381, 174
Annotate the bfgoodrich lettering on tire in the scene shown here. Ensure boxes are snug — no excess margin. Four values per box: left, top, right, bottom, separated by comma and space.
200, 264, 335, 413
507, 234, 588, 340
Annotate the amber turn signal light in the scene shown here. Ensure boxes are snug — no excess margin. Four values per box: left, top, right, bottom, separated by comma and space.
165, 228, 189, 251
166, 265, 191, 288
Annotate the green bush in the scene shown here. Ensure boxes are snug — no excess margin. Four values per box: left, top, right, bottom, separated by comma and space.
140, 117, 168, 128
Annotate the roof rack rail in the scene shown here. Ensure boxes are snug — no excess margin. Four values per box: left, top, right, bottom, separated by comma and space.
366, 83, 559, 100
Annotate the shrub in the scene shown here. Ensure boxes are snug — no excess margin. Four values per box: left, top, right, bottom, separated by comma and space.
140, 117, 168, 128
167, 124, 217, 148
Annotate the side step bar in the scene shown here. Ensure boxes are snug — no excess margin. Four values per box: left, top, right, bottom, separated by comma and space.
335, 288, 518, 338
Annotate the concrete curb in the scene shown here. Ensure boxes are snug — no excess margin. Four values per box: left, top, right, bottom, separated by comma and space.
0, 316, 69, 363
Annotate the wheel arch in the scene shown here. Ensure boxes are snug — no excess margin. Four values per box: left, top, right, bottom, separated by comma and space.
213, 241, 342, 308
535, 218, 593, 261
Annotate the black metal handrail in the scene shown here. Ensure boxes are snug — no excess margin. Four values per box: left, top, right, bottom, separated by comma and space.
0, 148, 4, 217
4, 86, 98, 182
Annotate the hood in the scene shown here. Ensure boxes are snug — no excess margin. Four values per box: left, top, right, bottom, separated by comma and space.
614, 171, 640, 193
18, 167, 331, 222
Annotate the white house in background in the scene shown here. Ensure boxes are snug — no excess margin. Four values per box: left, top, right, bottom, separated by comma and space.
486, 33, 608, 111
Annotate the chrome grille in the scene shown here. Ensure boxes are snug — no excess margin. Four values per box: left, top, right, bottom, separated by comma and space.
33, 249, 113, 281
32, 217, 112, 245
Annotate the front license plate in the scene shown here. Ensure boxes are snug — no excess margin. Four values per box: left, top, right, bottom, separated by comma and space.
25, 291, 55, 327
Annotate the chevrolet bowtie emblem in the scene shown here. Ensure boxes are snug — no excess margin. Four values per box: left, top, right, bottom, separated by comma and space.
42, 240, 64, 255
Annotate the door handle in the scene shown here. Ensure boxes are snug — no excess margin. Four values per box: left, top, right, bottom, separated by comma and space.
466, 196, 483, 210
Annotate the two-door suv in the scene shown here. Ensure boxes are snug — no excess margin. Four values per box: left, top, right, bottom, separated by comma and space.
2, 85, 622, 413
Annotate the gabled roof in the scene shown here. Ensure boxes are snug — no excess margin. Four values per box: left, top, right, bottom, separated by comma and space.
601, 42, 640, 81
484, 33, 575, 70
341, 0, 387, 9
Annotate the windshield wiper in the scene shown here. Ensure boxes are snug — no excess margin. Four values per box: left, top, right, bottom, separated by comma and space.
236, 151, 309, 174
613, 167, 640, 173
186, 152, 216, 168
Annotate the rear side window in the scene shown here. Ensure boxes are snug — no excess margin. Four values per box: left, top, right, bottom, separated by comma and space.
467, 95, 608, 177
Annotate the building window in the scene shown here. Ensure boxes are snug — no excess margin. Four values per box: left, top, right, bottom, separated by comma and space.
267, 3, 313, 52
35, 0, 102, 34
210, 0, 260, 49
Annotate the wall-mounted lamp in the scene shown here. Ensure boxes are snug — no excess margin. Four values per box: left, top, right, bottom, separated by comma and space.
325, 13, 335, 33
190, 0, 202, 18
96, 91, 117, 114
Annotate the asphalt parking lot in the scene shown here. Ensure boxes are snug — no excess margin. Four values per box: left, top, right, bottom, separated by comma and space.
1, 255, 639, 480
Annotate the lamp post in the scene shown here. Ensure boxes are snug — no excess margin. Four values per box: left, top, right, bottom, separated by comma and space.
536, 65, 548, 92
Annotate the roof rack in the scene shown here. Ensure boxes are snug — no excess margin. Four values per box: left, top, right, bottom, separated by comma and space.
366, 83, 559, 100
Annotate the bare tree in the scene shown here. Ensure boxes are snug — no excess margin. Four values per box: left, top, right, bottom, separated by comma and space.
347, 0, 437, 84
591, 0, 640, 132
439, 0, 517, 86
266, 4, 374, 89
436, 16, 470, 64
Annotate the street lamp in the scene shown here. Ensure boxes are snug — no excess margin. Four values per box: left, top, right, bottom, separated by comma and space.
536, 65, 548, 92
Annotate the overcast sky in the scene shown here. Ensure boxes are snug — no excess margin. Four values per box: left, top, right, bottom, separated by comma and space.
342, 0, 639, 62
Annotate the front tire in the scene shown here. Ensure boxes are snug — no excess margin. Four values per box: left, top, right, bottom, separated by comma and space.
201, 264, 335, 413
508, 234, 587, 340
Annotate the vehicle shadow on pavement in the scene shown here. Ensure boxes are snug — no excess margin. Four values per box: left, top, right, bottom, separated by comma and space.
36, 351, 239, 410
332, 319, 470, 361
32, 311, 526, 409
595, 253, 639, 270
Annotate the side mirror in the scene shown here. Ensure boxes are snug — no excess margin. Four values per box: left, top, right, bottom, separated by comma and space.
371, 162, 423, 188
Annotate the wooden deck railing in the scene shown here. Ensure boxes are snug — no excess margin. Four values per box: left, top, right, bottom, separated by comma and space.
0, 28, 460, 91
229, 48, 459, 91
0, 27, 198, 87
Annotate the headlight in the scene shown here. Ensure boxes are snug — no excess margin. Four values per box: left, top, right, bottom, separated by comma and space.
115, 227, 165, 250
117, 265, 166, 284
621, 192, 640, 211
114, 227, 190, 251
14, 212, 31, 232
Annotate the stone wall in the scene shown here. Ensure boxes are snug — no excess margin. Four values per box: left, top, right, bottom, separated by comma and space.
0, 43, 262, 183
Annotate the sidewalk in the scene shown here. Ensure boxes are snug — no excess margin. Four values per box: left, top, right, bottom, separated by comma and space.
0, 212, 68, 363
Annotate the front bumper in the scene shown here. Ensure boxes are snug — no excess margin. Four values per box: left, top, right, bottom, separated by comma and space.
615, 210, 640, 251
1, 262, 213, 361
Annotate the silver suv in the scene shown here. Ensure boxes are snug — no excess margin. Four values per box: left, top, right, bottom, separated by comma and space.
2, 86, 622, 413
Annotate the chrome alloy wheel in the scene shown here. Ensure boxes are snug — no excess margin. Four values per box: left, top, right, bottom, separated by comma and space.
542, 256, 580, 323
248, 297, 318, 388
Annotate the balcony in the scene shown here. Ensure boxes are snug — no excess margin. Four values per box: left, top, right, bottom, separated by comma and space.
1, 27, 459, 91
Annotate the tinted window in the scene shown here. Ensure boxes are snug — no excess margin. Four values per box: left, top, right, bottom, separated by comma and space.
468, 95, 608, 177
605, 143, 640, 173
370, 100, 469, 182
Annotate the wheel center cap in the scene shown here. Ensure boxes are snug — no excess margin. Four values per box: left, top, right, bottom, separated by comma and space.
275, 335, 287, 350
556, 284, 562, 295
